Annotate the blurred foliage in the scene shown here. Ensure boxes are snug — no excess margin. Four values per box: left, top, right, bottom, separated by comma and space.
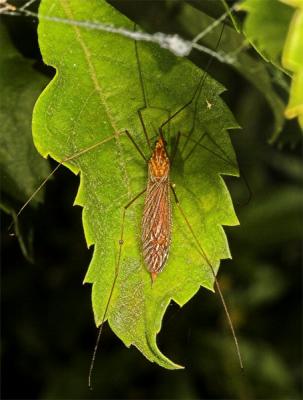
0, 20, 50, 260
241, 0, 294, 66
1, 1, 302, 399
242, 0, 303, 130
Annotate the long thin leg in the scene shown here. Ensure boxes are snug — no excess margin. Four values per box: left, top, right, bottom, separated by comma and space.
159, 22, 226, 137
134, 24, 173, 151
8, 132, 123, 233
137, 109, 152, 152
125, 129, 147, 162
180, 132, 252, 206
183, 131, 207, 162
135, 43, 173, 150
170, 131, 181, 167
182, 131, 235, 166
134, 23, 152, 152
170, 184, 244, 370
9, 129, 148, 234
88, 187, 146, 390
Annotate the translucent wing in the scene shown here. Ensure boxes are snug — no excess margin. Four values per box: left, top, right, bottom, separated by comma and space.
142, 173, 171, 280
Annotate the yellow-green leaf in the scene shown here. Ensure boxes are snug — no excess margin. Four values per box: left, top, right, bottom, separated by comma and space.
281, 0, 303, 128
34, 0, 239, 368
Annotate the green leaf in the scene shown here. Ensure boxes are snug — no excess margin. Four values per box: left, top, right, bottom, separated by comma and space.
34, 0, 239, 368
0, 22, 50, 260
241, 0, 294, 67
281, 0, 303, 128
241, 0, 303, 132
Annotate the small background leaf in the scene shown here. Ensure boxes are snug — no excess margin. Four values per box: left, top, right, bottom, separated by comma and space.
34, 0, 239, 368
241, 0, 294, 67
281, 0, 303, 128
241, 0, 303, 135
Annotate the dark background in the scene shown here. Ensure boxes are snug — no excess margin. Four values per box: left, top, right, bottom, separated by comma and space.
1, 1, 302, 399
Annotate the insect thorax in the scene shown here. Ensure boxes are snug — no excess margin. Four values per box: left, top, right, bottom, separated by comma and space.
149, 137, 170, 179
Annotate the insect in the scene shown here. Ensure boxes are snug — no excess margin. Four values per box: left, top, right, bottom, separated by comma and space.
9, 5, 245, 390
142, 136, 171, 282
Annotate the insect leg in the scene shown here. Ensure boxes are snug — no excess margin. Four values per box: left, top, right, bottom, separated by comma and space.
125, 129, 147, 162
170, 131, 181, 167
134, 24, 152, 152
181, 132, 252, 206
159, 22, 226, 138
88, 187, 146, 389
170, 183, 244, 370
182, 132, 208, 162
134, 24, 172, 149
8, 132, 126, 234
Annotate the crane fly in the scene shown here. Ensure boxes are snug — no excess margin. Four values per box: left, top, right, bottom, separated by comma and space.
7, 9, 246, 391
87, 19, 244, 388
142, 136, 171, 282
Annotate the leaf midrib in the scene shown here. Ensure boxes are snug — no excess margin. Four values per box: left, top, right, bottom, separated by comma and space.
59, 0, 132, 200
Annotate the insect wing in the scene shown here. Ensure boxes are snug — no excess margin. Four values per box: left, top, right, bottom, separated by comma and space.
142, 176, 171, 277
